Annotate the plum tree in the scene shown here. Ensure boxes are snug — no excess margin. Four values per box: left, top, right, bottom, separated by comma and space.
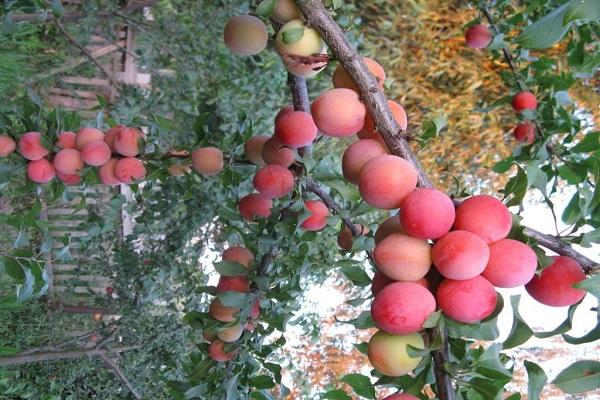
192, 147, 223, 176
98, 158, 121, 185
374, 233, 431, 281
224, 15, 268, 56
512, 91, 538, 112
359, 100, 407, 139
274, 111, 317, 148
26, 159, 55, 183
244, 135, 269, 165
371, 282, 436, 334
400, 188, 455, 240
367, 331, 424, 377
453, 195, 512, 243
525, 256, 586, 307
81, 140, 112, 166
332, 57, 386, 91
465, 24, 492, 49
113, 127, 142, 157
341, 139, 388, 184
239, 193, 273, 221
431, 230, 490, 280
311, 88, 366, 137
300, 200, 329, 231
261, 136, 296, 167
53, 148, 84, 175
513, 121, 535, 144
0, 135, 15, 157
18, 132, 49, 161
358, 155, 418, 209
55, 131, 77, 149
114, 157, 146, 184
483, 239, 537, 288
437, 276, 497, 323
253, 164, 295, 199
75, 127, 104, 149
208, 339, 238, 362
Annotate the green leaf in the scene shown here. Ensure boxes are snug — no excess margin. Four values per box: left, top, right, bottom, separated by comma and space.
217, 291, 248, 308
213, 261, 247, 276
563, 321, 600, 344
340, 374, 375, 399
282, 27, 305, 45
322, 390, 351, 400
514, 4, 571, 49
341, 265, 371, 286
256, 0, 277, 17
337, 311, 373, 329
249, 375, 275, 390
420, 115, 447, 144
563, 0, 600, 24
503, 295, 533, 349
561, 191, 581, 224
534, 303, 579, 338
422, 310, 442, 329
571, 131, 600, 153
574, 274, 600, 298
524, 360, 547, 400
492, 157, 515, 173
553, 360, 600, 394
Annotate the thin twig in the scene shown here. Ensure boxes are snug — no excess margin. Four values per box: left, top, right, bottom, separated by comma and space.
98, 352, 142, 400
55, 20, 122, 90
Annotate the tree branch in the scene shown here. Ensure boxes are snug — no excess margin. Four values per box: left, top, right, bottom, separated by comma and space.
523, 227, 598, 273
8, 1, 156, 23
296, 0, 431, 188
98, 352, 142, 400
304, 177, 375, 262
55, 20, 122, 90
0, 346, 141, 366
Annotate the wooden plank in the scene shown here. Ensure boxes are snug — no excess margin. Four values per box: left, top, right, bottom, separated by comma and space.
49, 87, 106, 99
47, 208, 88, 216
53, 264, 79, 272
54, 286, 107, 295
48, 95, 99, 110
50, 231, 89, 238
60, 76, 111, 87
39, 191, 54, 296
47, 220, 84, 228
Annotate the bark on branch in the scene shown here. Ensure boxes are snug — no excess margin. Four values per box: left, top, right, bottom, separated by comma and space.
8, 1, 156, 23
98, 352, 142, 400
296, 0, 432, 188
0, 345, 141, 366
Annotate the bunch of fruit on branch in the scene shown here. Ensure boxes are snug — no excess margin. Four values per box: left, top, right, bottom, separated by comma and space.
223, 3, 590, 392
0, 127, 225, 185
465, 23, 539, 145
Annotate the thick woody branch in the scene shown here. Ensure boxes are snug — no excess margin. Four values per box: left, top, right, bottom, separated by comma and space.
9, 1, 156, 23
524, 227, 598, 273
296, 0, 432, 188
0, 345, 141, 366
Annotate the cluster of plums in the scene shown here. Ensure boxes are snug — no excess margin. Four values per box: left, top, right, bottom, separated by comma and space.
205, 246, 260, 362
0, 127, 225, 185
465, 24, 539, 145
222, 3, 589, 396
